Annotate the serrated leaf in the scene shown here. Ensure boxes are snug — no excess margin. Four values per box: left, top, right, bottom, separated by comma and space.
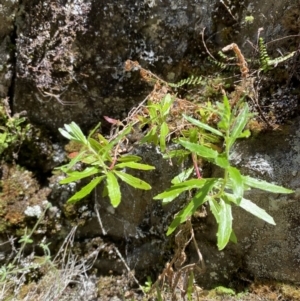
67, 176, 104, 203
225, 193, 275, 225
163, 149, 190, 159
217, 199, 233, 250
228, 103, 250, 149
218, 95, 231, 131
166, 179, 217, 235
215, 154, 229, 169
171, 167, 194, 185
106, 172, 121, 207
114, 170, 151, 190
115, 161, 155, 170
208, 197, 221, 223
182, 114, 223, 137
228, 166, 244, 202
179, 139, 218, 159
117, 155, 142, 162
60, 167, 100, 184
154, 179, 208, 201
243, 176, 294, 194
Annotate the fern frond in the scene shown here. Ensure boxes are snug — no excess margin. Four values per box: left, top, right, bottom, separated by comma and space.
208, 57, 233, 71
259, 37, 270, 71
268, 51, 296, 67
259, 37, 296, 71
168, 75, 204, 88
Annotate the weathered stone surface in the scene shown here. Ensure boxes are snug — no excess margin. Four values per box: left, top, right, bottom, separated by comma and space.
11, 0, 299, 132
0, 0, 300, 289
13, 0, 218, 132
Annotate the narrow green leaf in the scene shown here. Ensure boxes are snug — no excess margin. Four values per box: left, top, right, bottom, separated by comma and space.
59, 128, 74, 141
88, 137, 106, 154
230, 230, 237, 244
59, 122, 87, 144
69, 122, 88, 144
162, 149, 190, 159
182, 114, 223, 136
87, 122, 101, 139
148, 104, 158, 120
241, 197, 275, 225
228, 103, 250, 149
161, 94, 173, 116
60, 167, 100, 184
154, 179, 209, 200
140, 126, 158, 145
179, 139, 218, 159
115, 161, 155, 170
243, 176, 294, 194
187, 272, 194, 301
67, 176, 104, 203
117, 155, 142, 162
160, 121, 169, 152
106, 172, 121, 207
208, 197, 221, 223
159, 179, 206, 205
215, 154, 230, 169
228, 166, 244, 202
58, 150, 87, 173
217, 199, 233, 250
166, 179, 217, 235
111, 125, 132, 146
114, 170, 151, 190
225, 193, 276, 225
171, 167, 194, 185
218, 95, 231, 131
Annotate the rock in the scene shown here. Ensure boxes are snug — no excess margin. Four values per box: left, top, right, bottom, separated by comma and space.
13, 0, 218, 132
0, 0, 300, 290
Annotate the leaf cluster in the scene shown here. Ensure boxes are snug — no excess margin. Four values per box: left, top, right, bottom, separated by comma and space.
0, 99, 30, 158
58, 59, 294, 251
58, 122, 154, 207
153, 95, 293, 250
138, 93, 173, 152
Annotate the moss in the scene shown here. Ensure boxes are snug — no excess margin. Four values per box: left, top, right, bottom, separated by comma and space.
208, 285, 236, 297
0, 163, 51, 234
250, 280, 300, 301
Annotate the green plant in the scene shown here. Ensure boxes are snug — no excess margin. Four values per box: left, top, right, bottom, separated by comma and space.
138, 93, 173, 152
0, 204, 51, 283
141, 276, 153, 293
258, 37, 296, 72
58, 122, 154, 207
168, 75, 205, 88
0, 98, 30, 158
154, 94, 293, 250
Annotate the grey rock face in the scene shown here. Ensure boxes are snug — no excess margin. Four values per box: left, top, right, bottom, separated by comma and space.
13, 0, 217, 132
0, 0, 300, 288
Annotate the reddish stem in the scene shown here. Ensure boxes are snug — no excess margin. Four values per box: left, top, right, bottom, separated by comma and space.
192, 153, 202, 179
